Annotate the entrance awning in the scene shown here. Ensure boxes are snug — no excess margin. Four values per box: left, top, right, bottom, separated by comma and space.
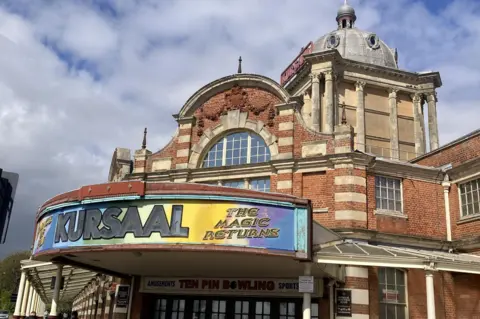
315, 240, 480, 275
21, 260, 98, 304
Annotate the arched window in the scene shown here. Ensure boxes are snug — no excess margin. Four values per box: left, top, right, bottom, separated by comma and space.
378, 268, 407, 319
202, 132, 271, 168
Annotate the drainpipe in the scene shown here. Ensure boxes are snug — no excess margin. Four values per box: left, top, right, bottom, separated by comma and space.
328, 279, 335, 319
442, 175, 452, 242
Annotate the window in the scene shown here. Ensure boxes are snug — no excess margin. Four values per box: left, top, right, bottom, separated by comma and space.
171, 299, 185, 319
211, 300, 227, 319
192, 300, 206, 319
460, 178, 480, 217
375, 176, 402, 212
250, 178, 271, 192
311, 303, 319, 319
153, 299, 167, 319
223, 180, 245, 189
255, 301, 271, 319
234, 301, 249, 319
279, 302, 295, 319
202, 132, 271, 168
378, 268, 407, 319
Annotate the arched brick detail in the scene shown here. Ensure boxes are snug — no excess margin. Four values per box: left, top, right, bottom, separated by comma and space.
178, 74, 291, 117
188, 110, 278, 169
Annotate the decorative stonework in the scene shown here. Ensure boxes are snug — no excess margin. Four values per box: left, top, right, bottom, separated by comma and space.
196, 84, 275, 136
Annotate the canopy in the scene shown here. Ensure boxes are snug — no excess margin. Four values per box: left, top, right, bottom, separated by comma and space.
21, 260, 98, 304
315, 240, 480, 275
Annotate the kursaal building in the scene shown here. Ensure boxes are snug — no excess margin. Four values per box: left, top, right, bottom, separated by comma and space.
14, 3, 480, 319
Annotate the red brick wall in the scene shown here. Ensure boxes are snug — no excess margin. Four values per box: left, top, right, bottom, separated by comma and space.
303, 172, 334, 228
455, 273, 480, 318
366, 174, 446, 239
413, 133, 480, 168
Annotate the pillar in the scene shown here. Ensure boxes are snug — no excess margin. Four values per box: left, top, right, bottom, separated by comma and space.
426, 271, 436, 319
14, 271, 27, 318
20, 280, 30, 317
411, 93, 425, 155
389, 88, 400, 159
311, 72, 321, 131
49, 264, 63, 318
355, 81, 366, 152
26, 289, 35, 314
324, 70, 334, 133
341, 266, 369, 318
442, 175, 452, 241
427, 92, 439, 151
302, 263, 312, 319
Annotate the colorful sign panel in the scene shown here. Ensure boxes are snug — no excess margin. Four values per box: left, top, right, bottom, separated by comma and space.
33, 198, 310, 258
141, 277, 320, 297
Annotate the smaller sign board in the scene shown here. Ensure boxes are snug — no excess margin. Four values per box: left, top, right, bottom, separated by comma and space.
336, 289, 352, 317
10, 293, 17, 303
298, 276, 314, 293
114, 285, 130, 314
382, 289, 399, 303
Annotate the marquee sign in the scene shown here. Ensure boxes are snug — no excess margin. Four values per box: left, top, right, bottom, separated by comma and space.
33, 197, 310, 259
141, 277, 320, 297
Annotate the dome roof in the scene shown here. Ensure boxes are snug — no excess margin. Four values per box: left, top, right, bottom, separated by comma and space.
311, 1, 398, 69
312, 28, 398, 69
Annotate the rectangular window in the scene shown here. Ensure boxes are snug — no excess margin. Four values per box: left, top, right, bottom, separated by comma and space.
255, 301, 271, 319
234, 300, 249, 319
375, 176, 402, 212
192, 300, 206, 319
460, 178, 480, 217
153, 299, 167, 319
211, 300, 227, 319
171, 299, 185, 319
223, 180, 245, 189
250, 178, 271, 192
279, 302, 295, 319
378, 268, 407, 319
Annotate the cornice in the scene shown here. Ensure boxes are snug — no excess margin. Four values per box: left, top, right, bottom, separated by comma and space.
368, 157, 444, 183
447, 157, 480, 182
453, 235, 480, 252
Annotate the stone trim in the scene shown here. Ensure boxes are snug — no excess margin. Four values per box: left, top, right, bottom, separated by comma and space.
188, 112, 279, 169
277, 180, 293, 190
278, 137, 293, 146
346, 266, 369, 278
335, 193, 367, 203
279, 122, 294, 131
335, 176, 366, 187
374, 209, 408, 219
335, 210, 367, 221
176, 149, 189, 158
178, 135, 191, 143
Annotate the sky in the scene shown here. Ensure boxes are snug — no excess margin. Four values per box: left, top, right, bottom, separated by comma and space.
1, 0, 479, 258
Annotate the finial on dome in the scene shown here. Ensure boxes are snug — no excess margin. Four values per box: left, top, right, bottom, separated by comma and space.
337, 0, 356, 29
237, 56, 242, 74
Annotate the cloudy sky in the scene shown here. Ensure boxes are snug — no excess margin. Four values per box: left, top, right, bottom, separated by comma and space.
1, 0, 479, 258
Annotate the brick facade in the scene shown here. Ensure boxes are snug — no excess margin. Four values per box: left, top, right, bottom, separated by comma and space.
100, 76, 480, 318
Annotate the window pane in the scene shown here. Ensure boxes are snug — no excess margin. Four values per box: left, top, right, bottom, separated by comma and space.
375, 176, 402, 212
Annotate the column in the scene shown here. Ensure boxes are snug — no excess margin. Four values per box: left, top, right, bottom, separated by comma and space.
427, 92, 439, 151
49, 264, 63, 318
14, 271, 27, 318
310, 72, 321, 131
355, 81, 366, 152
411, 93, 425, 155
442, 175, 452, 241
26, 289, 34, 314
302, 263, 312, 319
426, 271, 436, 319
20, 280, 31, 317
389, 88, 400, 159
324, 70, 334, 133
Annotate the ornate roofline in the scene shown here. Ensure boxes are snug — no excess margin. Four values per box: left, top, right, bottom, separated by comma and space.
177, 73, 291, 118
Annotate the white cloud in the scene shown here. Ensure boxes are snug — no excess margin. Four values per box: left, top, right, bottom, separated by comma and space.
1, 0, 479, 257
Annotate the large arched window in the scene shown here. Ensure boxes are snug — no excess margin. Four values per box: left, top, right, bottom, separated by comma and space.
202, 132, 271, 168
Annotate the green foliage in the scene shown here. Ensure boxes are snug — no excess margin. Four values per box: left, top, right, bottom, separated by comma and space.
0, 251, 31, 312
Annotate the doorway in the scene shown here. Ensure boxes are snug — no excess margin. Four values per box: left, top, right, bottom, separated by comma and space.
148, 296, 321, 319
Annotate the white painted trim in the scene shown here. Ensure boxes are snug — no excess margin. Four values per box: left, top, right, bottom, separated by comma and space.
345, 266, 368, 278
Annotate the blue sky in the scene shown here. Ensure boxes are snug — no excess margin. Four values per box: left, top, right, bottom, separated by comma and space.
1, 0, 480, 258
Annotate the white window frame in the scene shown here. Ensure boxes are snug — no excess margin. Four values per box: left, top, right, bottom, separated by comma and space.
202, 177, 271, 192
374, 175, 405, 217
202, 132, 270, 168
458, 176, 480, 219
378, 267, 409, 319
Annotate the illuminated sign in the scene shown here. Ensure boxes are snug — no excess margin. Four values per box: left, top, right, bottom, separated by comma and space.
33, 197, 310, 258
280, 42, 313, 86
141, 277, 320, 297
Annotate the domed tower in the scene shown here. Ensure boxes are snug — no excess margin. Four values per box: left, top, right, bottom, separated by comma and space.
280, 1, 442, 160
